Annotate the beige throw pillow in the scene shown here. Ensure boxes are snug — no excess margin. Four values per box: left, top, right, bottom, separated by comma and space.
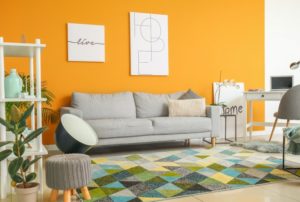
168, 98, 206, 117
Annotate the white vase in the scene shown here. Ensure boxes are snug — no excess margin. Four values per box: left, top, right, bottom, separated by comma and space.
4, 68, 23, 98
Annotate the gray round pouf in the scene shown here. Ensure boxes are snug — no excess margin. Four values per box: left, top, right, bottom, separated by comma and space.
46, 154, 91, 190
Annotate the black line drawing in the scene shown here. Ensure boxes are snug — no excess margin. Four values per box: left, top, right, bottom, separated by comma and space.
68, 38, 104, 46
132, 13, 166, 74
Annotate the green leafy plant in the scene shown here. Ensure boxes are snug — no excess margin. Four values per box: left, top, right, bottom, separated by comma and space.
5, 73, 59, 125
0, 104, 47, 188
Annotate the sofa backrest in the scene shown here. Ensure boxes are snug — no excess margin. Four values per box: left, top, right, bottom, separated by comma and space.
71, 92, 136, 120
133, 91, 185, 118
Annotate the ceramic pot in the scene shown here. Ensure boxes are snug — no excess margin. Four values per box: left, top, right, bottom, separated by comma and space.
4, 68, 23, 98
15, 183, 39, 202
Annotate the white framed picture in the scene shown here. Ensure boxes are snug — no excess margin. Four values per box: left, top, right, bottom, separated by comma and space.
130, 12, 169, 75
67, 23, 105, 62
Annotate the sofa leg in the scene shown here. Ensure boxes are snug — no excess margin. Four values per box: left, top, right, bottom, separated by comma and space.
211, 137, 216, 147
184, 139, 190, 147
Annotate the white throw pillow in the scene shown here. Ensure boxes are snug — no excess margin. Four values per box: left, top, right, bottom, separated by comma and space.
168, 98, 206, 117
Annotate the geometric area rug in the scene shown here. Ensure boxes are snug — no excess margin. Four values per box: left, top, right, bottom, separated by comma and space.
85, 147, 297, 201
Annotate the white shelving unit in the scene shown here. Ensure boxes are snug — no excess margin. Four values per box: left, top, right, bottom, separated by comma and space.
0, 37, 48, 199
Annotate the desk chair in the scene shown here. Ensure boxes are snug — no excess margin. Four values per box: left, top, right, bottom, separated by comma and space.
269, 85, 300, 141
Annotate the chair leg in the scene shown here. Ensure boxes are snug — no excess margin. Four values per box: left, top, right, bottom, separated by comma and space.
63, 190, 71, 202
269, 117, 278, 142
81, 186, 91, 200
211, 137, 216, 147
49, 189, 59, 202
286, 119, 290, 127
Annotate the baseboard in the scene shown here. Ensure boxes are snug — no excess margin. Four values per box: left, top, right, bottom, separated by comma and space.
45, 144, 58, 151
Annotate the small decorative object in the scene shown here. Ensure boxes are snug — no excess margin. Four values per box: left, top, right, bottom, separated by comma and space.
213, 71, 241, 106
0, 105, 47, 202
20, 73, 30, 98
55, 114, 98, 153
67, 23, 105, 62
290, 60, 300, 70
20, 34, 26, 43
130, 12, 169, 75
21, 92, 29, 98
214, 79, 241, 105
4, 68, 23, 98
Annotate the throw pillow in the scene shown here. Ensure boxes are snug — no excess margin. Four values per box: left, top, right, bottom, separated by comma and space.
179, 89, 203, 100
168, 98, 206, 117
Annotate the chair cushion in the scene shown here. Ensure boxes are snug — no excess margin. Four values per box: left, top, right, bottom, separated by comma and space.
149, 117, 211, 135
71, 92, 136, 120
86, 119, 153, 139
133, 91, 185, 118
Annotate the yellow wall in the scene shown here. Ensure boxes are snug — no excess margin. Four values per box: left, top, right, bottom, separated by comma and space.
1, 0, 264, 144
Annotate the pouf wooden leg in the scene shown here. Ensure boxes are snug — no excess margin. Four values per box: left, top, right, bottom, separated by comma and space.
49, 189, 59, 202
71, 189, 77, 196
81, 186, 91, 200
63, 190, 71, 202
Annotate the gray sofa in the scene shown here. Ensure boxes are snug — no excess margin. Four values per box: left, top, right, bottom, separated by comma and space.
60, 91, 222, 147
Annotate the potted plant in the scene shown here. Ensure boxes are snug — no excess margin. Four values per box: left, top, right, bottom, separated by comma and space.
0, 104, 47, 202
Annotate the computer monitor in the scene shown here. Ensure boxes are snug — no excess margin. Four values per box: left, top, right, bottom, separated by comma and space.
271, 76, 293, 91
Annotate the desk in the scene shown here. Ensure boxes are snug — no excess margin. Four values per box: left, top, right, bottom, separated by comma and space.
243, 91, 288, 139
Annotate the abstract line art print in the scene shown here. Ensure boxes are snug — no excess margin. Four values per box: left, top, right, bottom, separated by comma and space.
130, 12, 169, 75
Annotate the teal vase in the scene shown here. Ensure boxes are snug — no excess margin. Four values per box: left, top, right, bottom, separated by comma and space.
5, 68, 23, 98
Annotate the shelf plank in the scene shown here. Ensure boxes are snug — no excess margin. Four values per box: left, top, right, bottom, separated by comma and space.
0, 98, 47, 102
0, 42, 46, 57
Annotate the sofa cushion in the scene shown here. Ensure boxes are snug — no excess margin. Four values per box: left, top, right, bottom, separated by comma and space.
179, 89, 203, 99
168, 98, 206, 117
133, 91, 185, 118
86, 119, 153, 139
71, 92, 136, 120
149, 117, 211, 135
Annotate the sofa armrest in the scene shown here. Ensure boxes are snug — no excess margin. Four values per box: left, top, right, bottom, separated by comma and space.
206, 105, 222, 137
60, 107, 83, 118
